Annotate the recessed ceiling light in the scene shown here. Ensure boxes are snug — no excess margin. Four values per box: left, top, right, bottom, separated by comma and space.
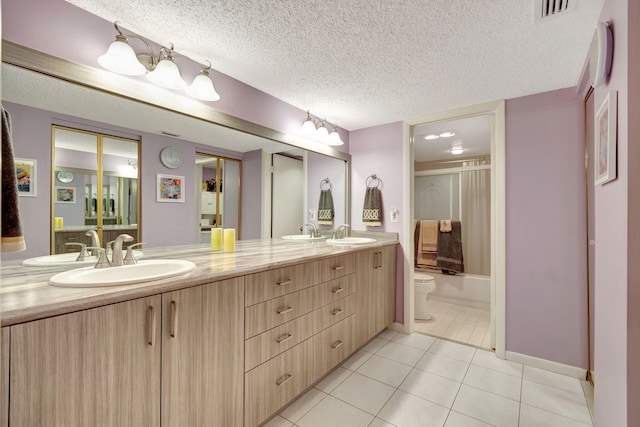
424, 134, 439, 140
439, 131, 456, 138
450, 148, 464, 155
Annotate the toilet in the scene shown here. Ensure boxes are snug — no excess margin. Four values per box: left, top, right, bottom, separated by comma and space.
414, 272, 437, 320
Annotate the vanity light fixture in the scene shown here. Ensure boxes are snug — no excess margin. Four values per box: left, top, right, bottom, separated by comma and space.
98, 21, 220, 101
299, 111, 344, 146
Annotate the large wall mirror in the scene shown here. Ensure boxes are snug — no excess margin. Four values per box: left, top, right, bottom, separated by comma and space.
2, 43, 350, 259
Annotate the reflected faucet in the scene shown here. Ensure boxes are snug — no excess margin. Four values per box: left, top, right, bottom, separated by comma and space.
304, 223, 321, 238
336, 224, 350, 239
111, 234, 134, 266
85, 230, 100, 257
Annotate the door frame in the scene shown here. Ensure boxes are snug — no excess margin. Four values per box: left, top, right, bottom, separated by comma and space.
401, 100, 506, 358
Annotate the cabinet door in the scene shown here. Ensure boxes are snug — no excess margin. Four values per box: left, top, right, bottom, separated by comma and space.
10, 296, 161, 427
1, 328, 8, 427
162, 277, 244, 427
354, 249, 377, 349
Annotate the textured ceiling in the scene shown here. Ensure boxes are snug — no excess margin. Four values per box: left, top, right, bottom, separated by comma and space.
65, 0, 604, 131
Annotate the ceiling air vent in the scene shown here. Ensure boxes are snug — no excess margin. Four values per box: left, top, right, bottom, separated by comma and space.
534, 0, 572, 22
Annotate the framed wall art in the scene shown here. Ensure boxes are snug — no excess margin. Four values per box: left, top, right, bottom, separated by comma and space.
594, 90, 617, 185
15, 158, 36, 197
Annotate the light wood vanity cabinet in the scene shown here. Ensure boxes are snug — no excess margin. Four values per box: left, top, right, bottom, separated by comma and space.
354, 245, 397, 349
8, 295, 162, 427
2, 243, 397, 427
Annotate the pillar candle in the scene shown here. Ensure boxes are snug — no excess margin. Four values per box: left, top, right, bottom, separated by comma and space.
54, 217, 64, 230
210, 227, 223, 250
223, 228, 236, 252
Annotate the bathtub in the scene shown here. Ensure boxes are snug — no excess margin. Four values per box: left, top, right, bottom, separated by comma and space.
424, 271, 491, 310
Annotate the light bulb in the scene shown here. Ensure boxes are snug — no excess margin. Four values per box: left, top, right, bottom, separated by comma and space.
98, 37, 146, 76
147, 57, 187, 90
186, 70, 220, 101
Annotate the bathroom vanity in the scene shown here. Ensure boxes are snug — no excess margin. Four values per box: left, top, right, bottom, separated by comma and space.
0, 237, 397, 427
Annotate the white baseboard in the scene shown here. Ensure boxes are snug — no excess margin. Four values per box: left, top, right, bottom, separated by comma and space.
505, 351, 587, 379
429, 295, 491, 310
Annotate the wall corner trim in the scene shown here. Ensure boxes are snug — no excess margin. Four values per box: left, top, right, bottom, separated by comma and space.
505, 351, 587, 379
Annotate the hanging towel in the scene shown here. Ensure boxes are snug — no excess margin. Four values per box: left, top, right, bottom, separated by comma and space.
1, 107, 26, 253
436, 220, 464, 273
363, 187, 382, 226
417, 220, 438, 267
317, 189, 334, 225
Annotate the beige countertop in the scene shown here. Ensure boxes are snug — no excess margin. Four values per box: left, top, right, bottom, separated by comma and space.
0, 234, 398, 327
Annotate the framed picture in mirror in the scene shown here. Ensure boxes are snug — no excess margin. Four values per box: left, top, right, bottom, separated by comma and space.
55, 187, 76, 203
157, 174, 185, 203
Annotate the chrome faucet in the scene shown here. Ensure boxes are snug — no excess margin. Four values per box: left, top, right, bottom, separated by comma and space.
65, 242, 89, 261
85, 230, 100, 257
304, 223, 321, 238
336, 224, 350, 239
111, 234, 134, 266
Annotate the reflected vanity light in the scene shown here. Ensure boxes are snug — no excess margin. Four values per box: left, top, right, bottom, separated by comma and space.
98, 21, 220, 101
299, 111, 344, 146
450, 147, 464, 155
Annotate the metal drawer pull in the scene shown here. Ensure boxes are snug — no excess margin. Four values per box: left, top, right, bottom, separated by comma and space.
277, 306, 294, 315
331, 308, 343, 316
147, 306, 155, 346
170, 300, 178, 338
276, 333, 293, 344
331, 340, 344, 349
276, 374, 293, 386
331, 287, 344, 294
332, 265, 345, 271
277, 279, 292, 287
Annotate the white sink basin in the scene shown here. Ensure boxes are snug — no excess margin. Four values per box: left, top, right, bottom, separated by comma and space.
326, 237, 377, 245
281, 235, 326, 241
23, 251, 143, 267
49, 259, 196, 288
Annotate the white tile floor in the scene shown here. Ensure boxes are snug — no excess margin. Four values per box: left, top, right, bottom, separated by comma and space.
414, 300, 492, 349
266, 331, 594, 427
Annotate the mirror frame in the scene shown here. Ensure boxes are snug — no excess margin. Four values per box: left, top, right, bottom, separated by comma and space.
2, 40, 351, 227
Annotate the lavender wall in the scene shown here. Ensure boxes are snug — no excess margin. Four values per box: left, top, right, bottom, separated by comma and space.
349, 122, 405, 323
592, 0, 638, 425
505, 88, 588, 368
2, 0, 349, 150
306, 151, 346, 229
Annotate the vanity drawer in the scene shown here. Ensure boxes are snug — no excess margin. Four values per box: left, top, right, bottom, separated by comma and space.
245, 310, 315, 372
311, 295, 355, 333
312, 275, 355, 307
244, 295, 354, 371
245, 286, 315, 338
244, 338, 313, 427
245, 263, 308, 307
311, 315, 355, 375
308, 254, 355, 284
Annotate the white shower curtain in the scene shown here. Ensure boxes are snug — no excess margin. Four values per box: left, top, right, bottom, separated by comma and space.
461, 160, 491, 276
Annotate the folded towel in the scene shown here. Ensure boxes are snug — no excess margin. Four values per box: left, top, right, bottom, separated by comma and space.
1, 107, 26, 253
440, 220, 452, 232
317, 189, 334, 225
436, 220, 464, 273
363, 186, 382, 226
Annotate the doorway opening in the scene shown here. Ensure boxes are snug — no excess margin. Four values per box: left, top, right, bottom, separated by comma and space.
402, 101, 506, 359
